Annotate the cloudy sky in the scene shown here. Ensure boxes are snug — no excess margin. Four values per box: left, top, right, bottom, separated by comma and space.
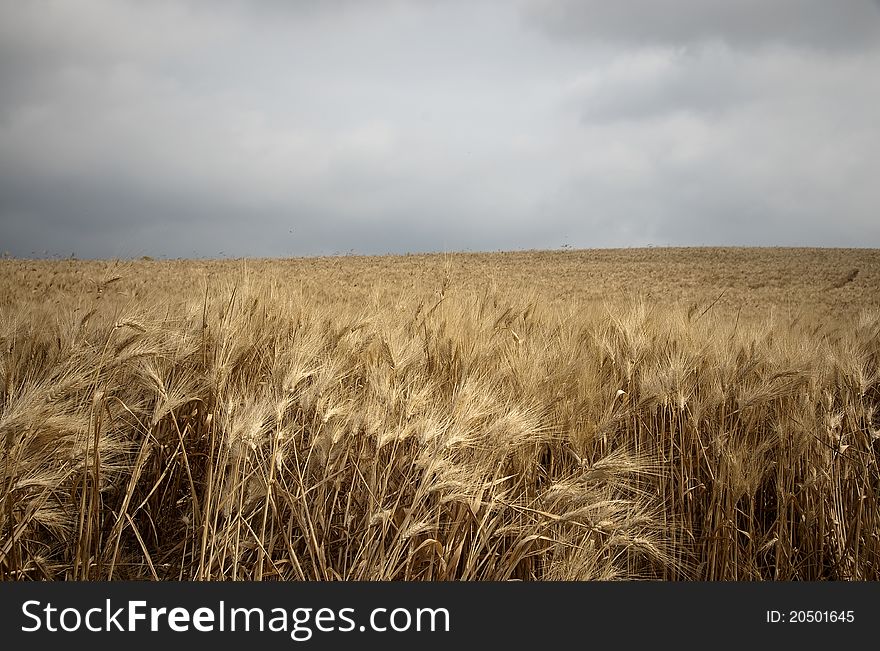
1, 0, 879, 258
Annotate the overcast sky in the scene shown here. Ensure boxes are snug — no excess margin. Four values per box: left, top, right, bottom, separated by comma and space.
1, 0, 879, 258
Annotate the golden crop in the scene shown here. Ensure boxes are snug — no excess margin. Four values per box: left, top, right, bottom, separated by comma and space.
1, 248, 878, 580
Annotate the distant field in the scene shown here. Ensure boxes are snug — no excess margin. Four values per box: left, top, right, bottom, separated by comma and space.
1, 248, 878, 580
2, 247, 878, 319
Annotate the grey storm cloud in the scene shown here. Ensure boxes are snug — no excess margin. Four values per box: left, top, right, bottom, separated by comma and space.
1, 0, 879, 258
524, 0, 880, 51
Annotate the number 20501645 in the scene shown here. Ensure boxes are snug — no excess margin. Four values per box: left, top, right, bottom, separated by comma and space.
766, 610, 854, 623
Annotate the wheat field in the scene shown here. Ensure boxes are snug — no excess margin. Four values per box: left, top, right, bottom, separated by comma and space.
1, 247, 878, 580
